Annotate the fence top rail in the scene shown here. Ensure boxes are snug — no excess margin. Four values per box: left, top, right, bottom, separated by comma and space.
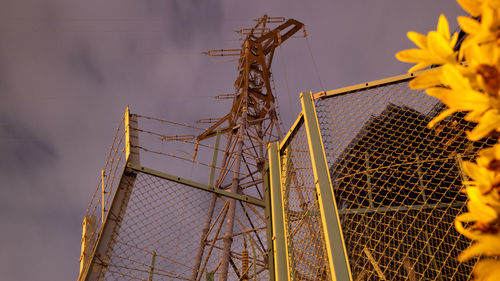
313, 69, 431, 100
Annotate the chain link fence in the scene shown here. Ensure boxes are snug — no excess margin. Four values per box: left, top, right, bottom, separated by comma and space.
314, 77, 496, 280
88, 170, 269, 281
279, 118, 331, 281
96, 171, 215, 280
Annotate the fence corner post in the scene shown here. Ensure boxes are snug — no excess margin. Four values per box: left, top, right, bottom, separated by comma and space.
125, 106, 140, 165
268, 142, 291, 281
300, 91, 352, 281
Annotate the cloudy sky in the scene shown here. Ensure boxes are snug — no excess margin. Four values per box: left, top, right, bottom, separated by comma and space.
0, 0, 465, 280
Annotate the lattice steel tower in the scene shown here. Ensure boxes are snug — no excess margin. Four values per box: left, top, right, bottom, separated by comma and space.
191, 16, 304, 281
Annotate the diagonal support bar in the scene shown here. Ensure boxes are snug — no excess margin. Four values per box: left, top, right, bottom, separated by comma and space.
268, 142, 291, 281
300, 91, 352, 281
127, 163, 265, 208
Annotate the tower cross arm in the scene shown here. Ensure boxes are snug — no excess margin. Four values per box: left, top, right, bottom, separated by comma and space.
256, 19, 305, 56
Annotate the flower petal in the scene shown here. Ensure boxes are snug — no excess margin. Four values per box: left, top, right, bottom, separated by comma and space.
477, 145, 500, 166
458, 16, 482, 34
437, 14, 450, 41
494, 143, 500, 159
463, 161, 485, 182
457, 0, 482, 17
428, 31, 454, 59
458, 235, 500, 261
407, 31, 427, 49
455, 213, 483, 240
467, 109, 500, 140
408, 62, 431, 73
482, 5, 494, 28
426, 87, 450, 98
441, 64, 470, 89
467, 198, 498, 223
428, 108, 456, 128
450, 32, 459, 49
442, 89, 490, 112
396, 49, 435, 63
409, 68, 442, 89
473, 260, 500, 281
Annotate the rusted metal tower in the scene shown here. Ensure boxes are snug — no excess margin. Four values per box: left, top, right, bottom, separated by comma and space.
191, 15, 305, 281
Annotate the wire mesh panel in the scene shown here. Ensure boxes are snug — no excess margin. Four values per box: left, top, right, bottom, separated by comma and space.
314, 78, 496, 280
280, 118, 331, 281
90, 170, 269, 281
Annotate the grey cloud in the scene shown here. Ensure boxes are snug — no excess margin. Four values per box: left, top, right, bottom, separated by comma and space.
0, 114, 58, 173
66, 41, 105, 86
0, 62, 10, 99
147, 0, 224, 46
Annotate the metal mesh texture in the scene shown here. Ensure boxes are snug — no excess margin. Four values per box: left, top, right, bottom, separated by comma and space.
314, 79, 496, 280
93, 171, 269, 281
280, 119, 331, 281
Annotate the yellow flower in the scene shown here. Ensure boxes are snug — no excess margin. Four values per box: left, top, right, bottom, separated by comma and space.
398, 2, 500, 280
396, 14, 458, 73
426, 65, 491, 127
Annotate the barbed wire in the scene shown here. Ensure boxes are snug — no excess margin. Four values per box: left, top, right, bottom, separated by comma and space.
132, 126, 195, 141
132, 145, 246, 177
131, 126, 257, 158
85, 117, 125, 215
133, 113, 205, 131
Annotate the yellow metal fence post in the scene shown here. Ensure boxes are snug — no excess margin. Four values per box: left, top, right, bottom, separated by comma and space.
268, 142, 291, 281
300, 91, 352, 281
125, 106, 140, 164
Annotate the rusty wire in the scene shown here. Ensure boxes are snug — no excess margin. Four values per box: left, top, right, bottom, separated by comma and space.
133, 113, 205, 131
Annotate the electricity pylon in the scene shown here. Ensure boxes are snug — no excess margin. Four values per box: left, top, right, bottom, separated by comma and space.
192, 15, 305, 281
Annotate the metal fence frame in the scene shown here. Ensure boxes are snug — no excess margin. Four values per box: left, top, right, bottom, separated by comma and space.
268, 91, 353, 281
267, 69, 494, 281
269, 70, 478, 280
79, 107, 272, 281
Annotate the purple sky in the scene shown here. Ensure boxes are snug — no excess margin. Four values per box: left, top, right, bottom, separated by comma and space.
0, 1, 465, 280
